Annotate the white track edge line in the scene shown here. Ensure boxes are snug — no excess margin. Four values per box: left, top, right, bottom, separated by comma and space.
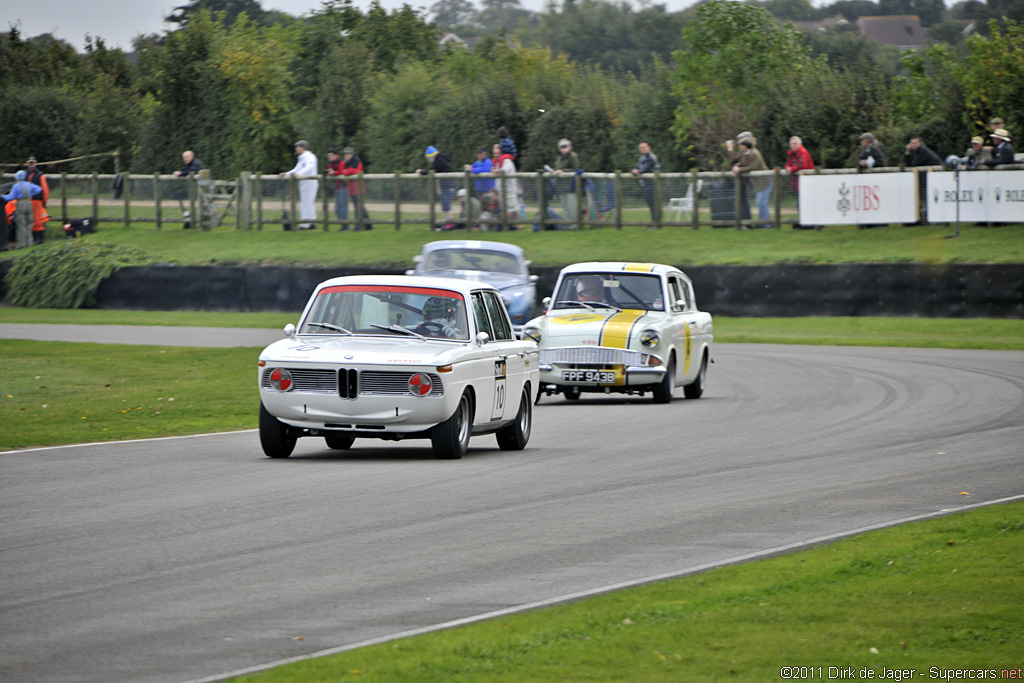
4, 430, 257, 454
179, 492, 1024, 683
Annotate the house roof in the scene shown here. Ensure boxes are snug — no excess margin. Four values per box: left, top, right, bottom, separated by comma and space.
858, 15, 928, 47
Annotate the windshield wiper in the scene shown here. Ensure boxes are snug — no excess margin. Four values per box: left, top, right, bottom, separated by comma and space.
555, 300, 596, 310
369, 324, 425, 339
587, 302, 622, 311
306, 322, 352, 335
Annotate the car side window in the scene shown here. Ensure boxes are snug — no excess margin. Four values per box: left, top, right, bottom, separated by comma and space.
679, 279, 694, 310
472, 293, 493, 340
483, 291, 514, 341
668, 277, 685, 311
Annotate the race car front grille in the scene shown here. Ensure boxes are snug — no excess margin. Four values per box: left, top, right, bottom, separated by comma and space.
360, 371, 444, 397
540, 347, 647, 367
262, 368, 444, 397
262, 368, 337, 393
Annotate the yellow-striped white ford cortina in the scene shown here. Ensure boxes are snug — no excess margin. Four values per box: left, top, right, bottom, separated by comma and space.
522, 262, 713, 403
258, 276, 539, 459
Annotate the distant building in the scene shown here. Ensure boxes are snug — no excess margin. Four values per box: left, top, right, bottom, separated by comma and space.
791, 13, 849, 33
858, 15, 928, 49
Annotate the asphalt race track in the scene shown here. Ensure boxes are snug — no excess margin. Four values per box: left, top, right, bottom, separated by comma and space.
2, 340, 1023, 683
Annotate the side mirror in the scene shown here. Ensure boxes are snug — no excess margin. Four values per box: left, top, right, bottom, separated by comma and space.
404, 269, 415, 276
284, 323, 296, 338
542, 296, 551, 306
412, 255, 422, 263
674, 299, 687, 311
529, 274, 539, 283
476, 331, 490, 345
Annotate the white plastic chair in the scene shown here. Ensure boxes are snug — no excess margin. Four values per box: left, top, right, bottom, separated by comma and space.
665, 179, 703, 222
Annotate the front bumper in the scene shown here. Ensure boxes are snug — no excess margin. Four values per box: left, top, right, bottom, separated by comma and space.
538, 346, 665, 389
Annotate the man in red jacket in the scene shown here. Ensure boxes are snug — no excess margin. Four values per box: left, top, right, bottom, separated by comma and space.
784, 136, 816, 230
329, 147, 373, 231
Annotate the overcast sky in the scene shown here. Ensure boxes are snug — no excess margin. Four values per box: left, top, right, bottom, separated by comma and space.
8, 0, 563, 52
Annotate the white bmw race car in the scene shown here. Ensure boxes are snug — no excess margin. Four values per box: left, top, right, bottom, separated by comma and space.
258, 276, 539, 459
522, 262, 712, 403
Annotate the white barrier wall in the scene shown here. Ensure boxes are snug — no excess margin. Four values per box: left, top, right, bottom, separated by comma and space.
799, 173, 919, 225
927, 171, 1024, 223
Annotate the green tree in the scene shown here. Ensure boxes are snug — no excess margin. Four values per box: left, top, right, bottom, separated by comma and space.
959, 18, 1024, 136
672, 0, 816, 167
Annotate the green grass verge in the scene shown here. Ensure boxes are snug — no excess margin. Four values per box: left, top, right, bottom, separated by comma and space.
20, 220, 1024, 267
3, 309, 1022, 351
0, 340, 259, 451
230, 501, 1024, 682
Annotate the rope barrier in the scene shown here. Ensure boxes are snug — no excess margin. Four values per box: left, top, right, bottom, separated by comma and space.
0, 152, 118, 169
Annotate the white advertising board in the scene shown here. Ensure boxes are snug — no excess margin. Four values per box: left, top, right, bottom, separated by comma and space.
799, 173, 918, 225
926, 171, 1024, 223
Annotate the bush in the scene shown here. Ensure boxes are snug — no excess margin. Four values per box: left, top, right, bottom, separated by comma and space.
4, 241, 153, 309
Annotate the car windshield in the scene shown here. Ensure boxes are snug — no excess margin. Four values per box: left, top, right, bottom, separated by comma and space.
423, 249, 523, 276
552, 273, 665, 311
300, 285, 470, 340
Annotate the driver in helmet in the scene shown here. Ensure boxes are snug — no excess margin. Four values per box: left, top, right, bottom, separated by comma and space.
576, 275, 607, 304
427, 251, 451, 271
416, 296, 460, 337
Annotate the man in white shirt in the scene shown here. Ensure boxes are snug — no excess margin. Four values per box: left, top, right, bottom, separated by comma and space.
281, 140, 319, 229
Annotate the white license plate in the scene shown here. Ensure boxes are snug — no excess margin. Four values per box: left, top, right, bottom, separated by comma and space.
561, 370, 615, 383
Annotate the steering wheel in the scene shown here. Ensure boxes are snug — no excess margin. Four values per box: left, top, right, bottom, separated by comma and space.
415, 321, 449, 337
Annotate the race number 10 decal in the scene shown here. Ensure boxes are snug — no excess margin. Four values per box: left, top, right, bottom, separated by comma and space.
492, 359, 507, 419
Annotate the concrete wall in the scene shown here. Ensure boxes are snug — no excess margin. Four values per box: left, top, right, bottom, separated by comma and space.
85, 263, 1024, 318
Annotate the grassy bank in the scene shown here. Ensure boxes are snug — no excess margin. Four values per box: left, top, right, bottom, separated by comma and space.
232, 500, 1024, 682
17, 220, 1024, 267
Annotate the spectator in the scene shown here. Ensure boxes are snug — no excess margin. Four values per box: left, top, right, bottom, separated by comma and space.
989, 117, 1004, 134
327, 149, 345, 222
631, 140, 660, 227
171, 150, 205, 228
24, 156, 49, 205
497, 126, 517, 159
451, 188, 481, 231
281, 140, 319, 230
492, 143, 522, 230
964, 136, 992, 169
731, 138, 770, 228
333, 146, 373, 231
984, 129, 1015, 167
857, 133, 886, 169
417, 146, 455, 223
904, 136, 942, 167
464, 146, 494, 197
173, 150, 204, 177
784, 136, 815, 230
2, 170, 42, 249
553, 138, 580, 219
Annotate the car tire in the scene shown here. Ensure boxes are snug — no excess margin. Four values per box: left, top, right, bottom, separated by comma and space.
652, 355, 676, 404
684, 350, 708, 399
563, 386, 581, 401
431, 391, 472, 459
325, 433, 355, 450
496, 386, 532, 451
259, 402, 297, 458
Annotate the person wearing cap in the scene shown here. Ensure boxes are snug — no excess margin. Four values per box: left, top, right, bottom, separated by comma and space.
989, 117, 1004, 134
2, 171, 43, 249
984, 129, 1015, 167
857, 133, 886, 169
497, 126, 517, 159
24, 156, 49, 205
964, 135, 992, 169
329, 147, 373, 230
464, 147, 494, 196
417, 145, 455, 222
281, 140, 319, 229
552, 139, 581, 219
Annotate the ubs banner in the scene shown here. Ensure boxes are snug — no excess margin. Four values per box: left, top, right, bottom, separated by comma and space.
927, 171, 1024, 223
799, 173, 918, 225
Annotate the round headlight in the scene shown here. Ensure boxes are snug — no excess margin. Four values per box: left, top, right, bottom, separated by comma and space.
522, 328, 542, 343
268, 368, 293, 391
640, 329, 660, 349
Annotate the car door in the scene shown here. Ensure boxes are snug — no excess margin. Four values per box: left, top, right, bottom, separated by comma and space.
481, 289, 527, 421
667, 275, 697, 382
469, 291, 501, 425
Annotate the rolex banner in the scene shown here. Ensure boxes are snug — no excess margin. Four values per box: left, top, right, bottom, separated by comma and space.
798, 173, 918, 225
926, 171, 1024, 223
